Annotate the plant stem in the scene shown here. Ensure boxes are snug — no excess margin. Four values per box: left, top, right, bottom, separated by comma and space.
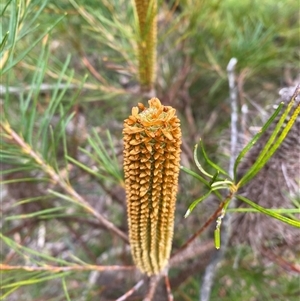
0, 121, 129, 243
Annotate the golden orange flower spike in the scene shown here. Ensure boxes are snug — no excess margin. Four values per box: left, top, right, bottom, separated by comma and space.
123, 98, 181, 275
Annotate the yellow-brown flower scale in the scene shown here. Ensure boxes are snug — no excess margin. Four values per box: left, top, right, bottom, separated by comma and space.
123, 98, 181, 275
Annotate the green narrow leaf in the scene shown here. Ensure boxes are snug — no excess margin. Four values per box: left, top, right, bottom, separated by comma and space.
180, 166, 223, 201
0, 233, 72, 265
0, 286, 19, 301
47, 125, 57, 169
37, 55, 72, 147
185, 190, 212, 218
0, 0, 13, 17
233, 102, 283, 180
236, 195, 300, 228
214, 207, 227, 249
0, 31, 9, 51
180, 166, 210, 187
193, 143, 213, 178
106, 130, 120, 168
238, 91, 299, 187
18, 0, 48, 38
67, 155, 100, 177
85, 129, 123, 183
5, 207, 67, 221
228, 208, 300, 214
12, 195, 51, 207
1, 272, 71, 289
214, 228, 220, 249
210, 180, 233, 189
2, 0, 20, 72
48, 189, 79, 205
62, 277, 71, 301
1, 14, 66, 74
262, 102, 300, 166
2, 177, 49, 185
199, 139, 228, 176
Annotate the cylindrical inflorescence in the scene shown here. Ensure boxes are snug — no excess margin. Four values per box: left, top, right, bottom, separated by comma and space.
134, 0, 157, 89
123, 98, 181, 275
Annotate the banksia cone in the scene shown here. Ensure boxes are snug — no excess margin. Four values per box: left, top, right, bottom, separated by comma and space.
123, 98, 181, 275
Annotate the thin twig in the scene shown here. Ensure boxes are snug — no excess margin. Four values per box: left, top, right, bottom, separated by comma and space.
0, 122, 129, 243
172, 198, 230, 259
0, 263, 135, 272
19, 61, 127, 95
0, 83, 77, 95
260, 247, 300, 274
170, 240, 215, 267
115, 279, 145, 301
164, 273, 174, 301
80, 53, 108, 85
143, 275, 161, 301
170, 246, 214, 290
200, 58, 238, 301
228, 57, 239, 177
168, 54, 191, 102
237, 69, 250, 146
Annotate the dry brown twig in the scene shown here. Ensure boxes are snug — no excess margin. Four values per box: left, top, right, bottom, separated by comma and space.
143, 275, 161, 301
171, 196, 231, 261
164, 274, 174, 301
260, 247, 300, 274
81, 54, 108, 85
115, 279, 145, 301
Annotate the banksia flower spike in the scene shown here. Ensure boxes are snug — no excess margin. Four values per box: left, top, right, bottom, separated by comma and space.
123, 98, 181, 275
134, 0, 157, 91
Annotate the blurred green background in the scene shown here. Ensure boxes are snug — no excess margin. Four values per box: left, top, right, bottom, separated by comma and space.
1, 0, 299, 300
